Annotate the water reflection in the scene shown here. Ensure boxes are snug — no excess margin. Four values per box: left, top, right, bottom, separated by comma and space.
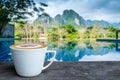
80, 52, 120, 61
1, 39, 120, 62
15, 38, 47, 44
47, 39, 120, 61
116, 42, 120, 51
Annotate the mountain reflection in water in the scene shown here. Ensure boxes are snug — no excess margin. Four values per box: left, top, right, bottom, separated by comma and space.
46, 39, 120, 61
0, 39, 120, 62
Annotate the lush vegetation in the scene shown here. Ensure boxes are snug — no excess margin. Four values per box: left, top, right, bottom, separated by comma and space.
0, 0, 118, 40
15, 21, 119, 42
47, 24, 118, 41
48, 25, 79, 41
0, 0, 47, 37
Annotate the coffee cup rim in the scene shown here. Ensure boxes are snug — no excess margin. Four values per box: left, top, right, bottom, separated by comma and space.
10, 44, 47, 50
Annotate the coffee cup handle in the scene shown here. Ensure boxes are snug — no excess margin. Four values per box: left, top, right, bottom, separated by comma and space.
42, 50, 56, 70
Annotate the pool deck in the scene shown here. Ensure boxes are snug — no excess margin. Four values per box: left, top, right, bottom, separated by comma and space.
0, 62, 120, 80
96, 39, 120, 43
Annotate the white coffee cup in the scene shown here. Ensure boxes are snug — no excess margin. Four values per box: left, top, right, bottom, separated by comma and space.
10, 44, 56, 77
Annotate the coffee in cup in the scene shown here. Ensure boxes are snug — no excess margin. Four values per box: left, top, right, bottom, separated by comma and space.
10, 44, 56, 77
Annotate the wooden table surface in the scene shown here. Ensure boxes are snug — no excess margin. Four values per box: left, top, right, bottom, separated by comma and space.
0, 62, 120, 80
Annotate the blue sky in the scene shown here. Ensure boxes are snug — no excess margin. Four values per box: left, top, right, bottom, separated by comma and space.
34, 0, 120, 23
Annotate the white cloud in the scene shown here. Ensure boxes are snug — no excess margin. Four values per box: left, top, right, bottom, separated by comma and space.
42, 0, 120, 23
82, 10, 120, 23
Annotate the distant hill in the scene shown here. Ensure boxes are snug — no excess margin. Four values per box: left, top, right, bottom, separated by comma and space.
85, 20, 112, 28
54, 9, 85, 27
35, 9, 120, 28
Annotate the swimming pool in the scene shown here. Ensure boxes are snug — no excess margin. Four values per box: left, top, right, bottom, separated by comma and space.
0, 41, 14, 62
0, 39, 120, 62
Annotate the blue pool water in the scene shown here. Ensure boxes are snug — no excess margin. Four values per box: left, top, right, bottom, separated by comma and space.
0, 41, 14, 62
0, 39, 120, 62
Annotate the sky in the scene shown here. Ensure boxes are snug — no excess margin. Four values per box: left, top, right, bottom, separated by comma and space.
34, 0, 120, 23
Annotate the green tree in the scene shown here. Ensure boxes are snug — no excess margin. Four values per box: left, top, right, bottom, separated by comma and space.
15, 21, 26, 38
65, 25, 77, 33
89, 23, 100, 38
104, 26, 117, 38
0, 0, 48, 37
105, 26, 117, 32
48, 25, 79, 41
48, 28, 60, 41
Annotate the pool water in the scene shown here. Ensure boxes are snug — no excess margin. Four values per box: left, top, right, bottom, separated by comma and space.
0, 39, 120, 62
0, 41, 14, 62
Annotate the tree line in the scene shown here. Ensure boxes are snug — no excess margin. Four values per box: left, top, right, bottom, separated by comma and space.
15, 22, 118, 41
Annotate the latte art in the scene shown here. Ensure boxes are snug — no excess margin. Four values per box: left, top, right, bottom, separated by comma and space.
16, 44, 41, 48
10, 44, 46, 49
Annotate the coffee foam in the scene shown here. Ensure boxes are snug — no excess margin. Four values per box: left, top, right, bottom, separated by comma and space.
10, 44, 46, 50
16, 44, 41, 48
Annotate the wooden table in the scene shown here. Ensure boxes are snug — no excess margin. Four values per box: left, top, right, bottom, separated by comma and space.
0, 62, 120, 80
